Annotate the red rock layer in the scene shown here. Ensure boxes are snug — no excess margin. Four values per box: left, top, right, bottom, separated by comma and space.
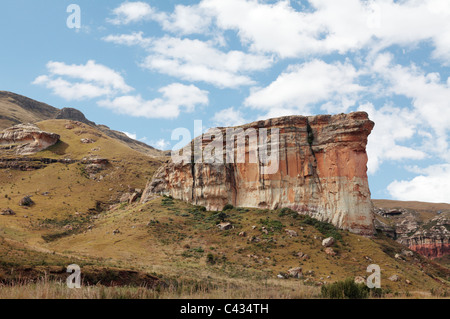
409, 243, 450, 259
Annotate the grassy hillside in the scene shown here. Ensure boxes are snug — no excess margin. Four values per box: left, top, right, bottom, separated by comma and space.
0, 119, 162, 248
0, 119, 448, 298
0, 91, 165, 156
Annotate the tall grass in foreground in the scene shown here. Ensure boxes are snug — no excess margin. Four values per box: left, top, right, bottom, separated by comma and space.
0, 278, 320, 299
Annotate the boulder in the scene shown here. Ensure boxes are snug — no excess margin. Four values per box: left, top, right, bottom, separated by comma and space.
285, 229, 298, 237
322, 237, 335, 247
120, 193, 131, 203
325, 247, 337, 256
217, 222, 233, 231
129, 192, 139, 204
288, 267, 303, 278
389, 275, 399, 282
1, 208, 15, 215
80, 138, 95, 144
354, 276, 365, 284
19, 196, 34, 207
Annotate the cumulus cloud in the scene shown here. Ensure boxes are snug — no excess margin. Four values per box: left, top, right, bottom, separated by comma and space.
107, 1, 155, 25
141, 36, 273, 88
33, 60, 132, 100
107, 0, 450, 61
370, 53, 450, 161
387, 164, 450, 203
212, 107, 248, 127
358, 103, 427, 174
157, 4, 213, 35
152, 139, 171, 150
98, 83, 209, 119
103, 31, 152, 47
199, 0, 450, 60
245, 59, 363, 116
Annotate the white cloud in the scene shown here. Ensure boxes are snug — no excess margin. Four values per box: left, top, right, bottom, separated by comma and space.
387, 164, 450, 203
103, 31, 152, 47
245, 59, 363, 116
107, 0, 450, 62
123, 131, 137, 140
141, 36, 273, 88
198, 0, 450, 61
152, 139, 171, 150
370, 53, 450, 161
108, 2, 154, 25
98, 83, 209, 119
358, 103, 427, 174
212, 107, 248, 127
33, 60, 132, 101
157, 4, 213, 35
201, 0, 320, 58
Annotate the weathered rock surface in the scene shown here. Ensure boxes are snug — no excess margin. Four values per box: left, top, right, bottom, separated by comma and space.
288, 267, 303, 278
322, 237, 335, 247
0, 123, 59, 155
399, 216, 450, 259
55, 108, 96, 126
375, 208, 450, 259
1, 208, 15, 215
142, 112, 375, 235
19, 196, 34, 207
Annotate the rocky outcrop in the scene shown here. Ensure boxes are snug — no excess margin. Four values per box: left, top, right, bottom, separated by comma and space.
1, 91, 166, 157
375, 208, 450, 259
142, 112, 375, 235
55, 108, 96, 126
0, 124, 59, 155
398, 216, 450, 259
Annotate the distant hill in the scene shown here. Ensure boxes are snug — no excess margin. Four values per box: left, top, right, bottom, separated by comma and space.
0, 91, 59, 128
0, 91, 167, 157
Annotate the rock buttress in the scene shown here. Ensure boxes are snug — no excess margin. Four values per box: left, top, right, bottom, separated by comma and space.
142, 112, 375, 236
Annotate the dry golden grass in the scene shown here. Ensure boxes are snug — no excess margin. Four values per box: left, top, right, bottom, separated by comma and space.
372, 199, 450, 213
0, 277, 321, 299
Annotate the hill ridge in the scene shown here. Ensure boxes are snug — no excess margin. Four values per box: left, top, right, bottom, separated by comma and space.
0, 91, 166, 157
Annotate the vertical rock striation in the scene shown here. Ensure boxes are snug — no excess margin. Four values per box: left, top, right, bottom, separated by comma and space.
142, 112, 375, 235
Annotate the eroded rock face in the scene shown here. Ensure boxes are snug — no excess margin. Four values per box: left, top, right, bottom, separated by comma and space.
0, 124, 60, 155
142, 112, 375, 235
398, 216, 450, 259
375, 208, 450, 259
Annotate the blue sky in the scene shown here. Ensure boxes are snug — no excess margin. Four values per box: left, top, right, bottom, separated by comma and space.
0, 0, 449, 203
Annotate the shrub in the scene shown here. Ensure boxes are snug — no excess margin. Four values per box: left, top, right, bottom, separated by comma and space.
206, 253, 216, 265
302, 216, 342, 241
259, 218, 284, 232
278, 207, 299, 218
217, 212, 228, 222
223, 204, 234, 211
321, 278, 369, 299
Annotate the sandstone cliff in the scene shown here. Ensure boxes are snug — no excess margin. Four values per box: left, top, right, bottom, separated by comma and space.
142, 112, 375, 236
0, 123, 60, 155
